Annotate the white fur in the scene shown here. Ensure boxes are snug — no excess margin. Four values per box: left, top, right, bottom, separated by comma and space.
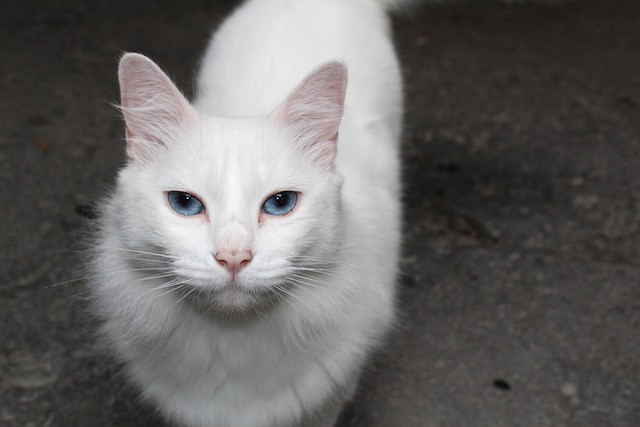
91, 0, 402, 426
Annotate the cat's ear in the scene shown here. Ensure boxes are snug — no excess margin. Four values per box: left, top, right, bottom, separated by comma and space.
271, 61, 348, 169
118, 53, 197, 163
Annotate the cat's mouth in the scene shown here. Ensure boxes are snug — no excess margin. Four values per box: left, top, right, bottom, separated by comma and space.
177, 279, 281, 314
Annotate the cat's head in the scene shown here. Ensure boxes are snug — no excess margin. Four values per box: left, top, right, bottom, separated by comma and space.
110, 53, 347, 313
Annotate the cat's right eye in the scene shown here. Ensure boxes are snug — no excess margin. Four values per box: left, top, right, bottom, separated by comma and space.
167, 191, 204, 216
262, 191, 298, 216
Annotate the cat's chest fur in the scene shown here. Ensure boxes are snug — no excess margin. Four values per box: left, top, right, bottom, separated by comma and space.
121, 283, 367, 422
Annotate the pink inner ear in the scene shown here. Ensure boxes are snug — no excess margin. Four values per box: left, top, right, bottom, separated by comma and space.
118, 53, 196, 162
272, 61, 348, 168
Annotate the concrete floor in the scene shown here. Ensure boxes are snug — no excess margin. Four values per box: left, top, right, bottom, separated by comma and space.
1, 0, 639, 426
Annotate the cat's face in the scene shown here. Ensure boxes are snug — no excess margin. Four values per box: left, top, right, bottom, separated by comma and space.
112, 53, 347, 312
117, 117, 342, 311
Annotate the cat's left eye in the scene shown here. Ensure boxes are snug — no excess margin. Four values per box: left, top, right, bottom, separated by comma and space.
168, 191, 204, 216
262, 191, 298, 216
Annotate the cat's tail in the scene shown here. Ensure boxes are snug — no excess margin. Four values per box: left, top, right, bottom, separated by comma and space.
371, 0, 551, 12
369, 0, 422, 12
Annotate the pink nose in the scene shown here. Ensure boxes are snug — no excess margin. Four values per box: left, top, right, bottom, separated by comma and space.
215, 250, 252, 278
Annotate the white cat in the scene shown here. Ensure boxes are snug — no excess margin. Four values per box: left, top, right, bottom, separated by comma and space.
90, 0, 403, 426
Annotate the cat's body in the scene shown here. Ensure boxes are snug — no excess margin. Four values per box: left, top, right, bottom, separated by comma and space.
91, 0, 402, 426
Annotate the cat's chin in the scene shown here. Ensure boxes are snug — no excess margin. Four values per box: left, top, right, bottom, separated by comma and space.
182, 282, 278, 315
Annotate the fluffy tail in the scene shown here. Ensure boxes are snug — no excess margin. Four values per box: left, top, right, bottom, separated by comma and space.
371, 0, 550, 11
371, 0, 422, 12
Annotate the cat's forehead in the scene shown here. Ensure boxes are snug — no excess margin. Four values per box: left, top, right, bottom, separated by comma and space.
153, 115, 309, 196
197, 115, 273, 150
194, 116, 301, 175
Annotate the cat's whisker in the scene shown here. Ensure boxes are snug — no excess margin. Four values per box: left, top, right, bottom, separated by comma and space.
288, 266, 337, 274
286, 256, 337, 265
284, 278, 353, 304
193, 292, 218, 321
58, 288, 95, 299
286, 271, 344, 287
135, 278, 185, 300
144, 286, 186, 309
159, 285, 199, 318
273, 287, 306, 318
285, 275, 325, 290
126, 278, 182, 301
85, 247, 177, 267
285, 280, 330, 299
286, 255, 358, 271
274, 284, 315, 313
289, 272, 385, 298
120, 256, 174, 265
268, 291, 289, 318
127, 272, 177, 284
149, 282, 188, 302
287, 270, 342, 283
46, 275, 103, 289
99, 245, 180, 260
46, 266, 172, 289
286, 254, 342, 261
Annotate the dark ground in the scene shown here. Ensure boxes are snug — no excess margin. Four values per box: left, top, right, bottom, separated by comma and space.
1, 0, 639, 426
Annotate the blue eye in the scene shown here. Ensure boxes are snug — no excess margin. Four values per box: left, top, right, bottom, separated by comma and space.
168, 191, 204, 216
262, 191, 298, 216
